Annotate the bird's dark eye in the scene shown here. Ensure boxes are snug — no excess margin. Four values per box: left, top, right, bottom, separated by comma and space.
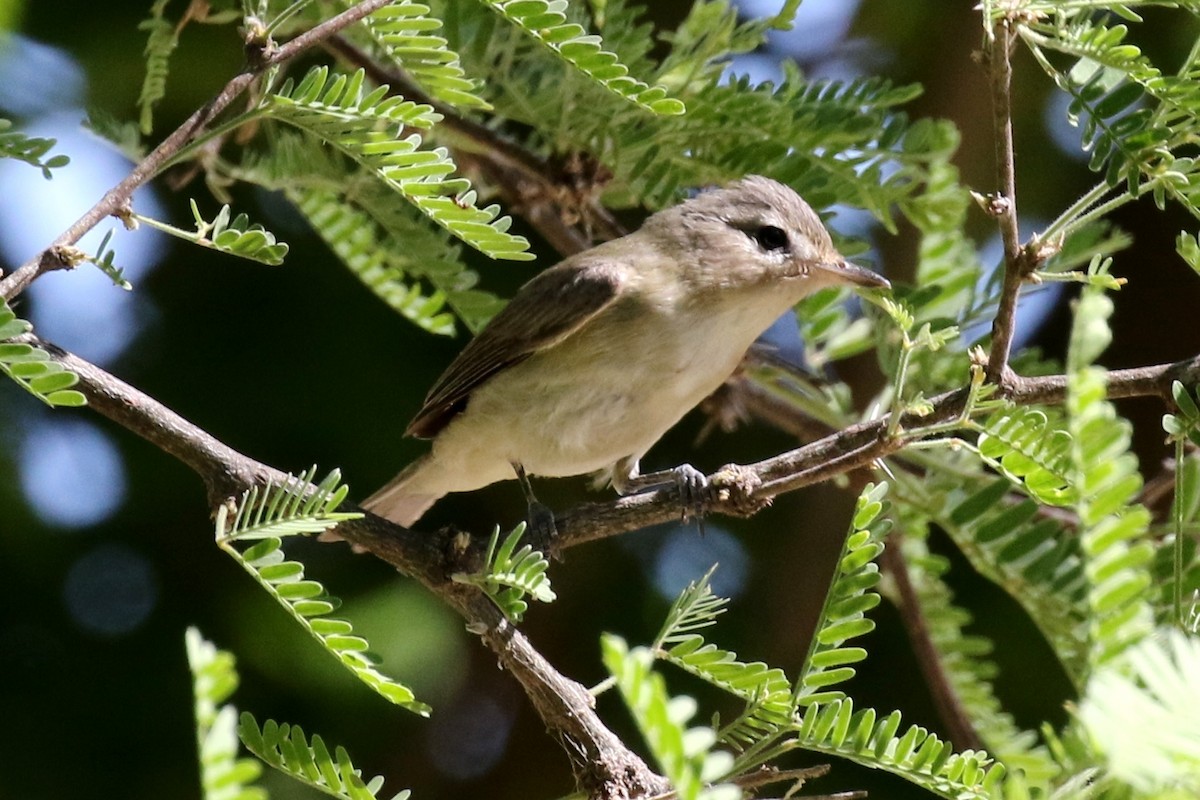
752, 225, 789, 252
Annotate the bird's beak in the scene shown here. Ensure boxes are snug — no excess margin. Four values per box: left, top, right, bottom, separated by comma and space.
819, 260, 891, 291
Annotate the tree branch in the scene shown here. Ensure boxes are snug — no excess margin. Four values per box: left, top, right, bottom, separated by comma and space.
0, 0, 396, 302
20, 341, 1200, 794
984, 15, 1027, 385
881, 542, 984, 752
21, 331, 666, 800
548, 355, 1200, 553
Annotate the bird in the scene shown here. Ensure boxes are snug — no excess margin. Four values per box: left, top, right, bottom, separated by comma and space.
365, 175, 890, 529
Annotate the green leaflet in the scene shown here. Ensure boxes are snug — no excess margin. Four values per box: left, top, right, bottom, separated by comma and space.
452, 523, 556, 621
137, 0, 179, 135
262, 66, 533, 261
476, 0, 684, 115
602, 635, 738, 800
186, 628, 267, 800
794, 697, 1005, 800
359, 1, 490, 109
794, 482, 890, 708
215, 468, 428, 715
239, 714, 412, 800
135, 200, 289, 266
223, 535, 431, 716
1066, 274, 1155, 672
652, 567, 793, 744
0, 299, 86, 408
0, 118, 70, 179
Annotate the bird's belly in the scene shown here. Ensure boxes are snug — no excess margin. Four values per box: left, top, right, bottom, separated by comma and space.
430, 294, 789, 488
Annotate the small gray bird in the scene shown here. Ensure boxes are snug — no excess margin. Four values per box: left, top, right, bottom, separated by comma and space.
367, 175, 889, 527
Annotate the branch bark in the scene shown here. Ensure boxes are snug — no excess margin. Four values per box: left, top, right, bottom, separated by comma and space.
548, 357, 1198, 553
21, 332, 666, 799
984, 16, 1027, 385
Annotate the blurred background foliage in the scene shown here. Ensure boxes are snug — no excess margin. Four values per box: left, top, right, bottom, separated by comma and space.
1, 2, 1199, 799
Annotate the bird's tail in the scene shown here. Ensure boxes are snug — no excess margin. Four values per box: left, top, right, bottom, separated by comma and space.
364, 454, 444, 527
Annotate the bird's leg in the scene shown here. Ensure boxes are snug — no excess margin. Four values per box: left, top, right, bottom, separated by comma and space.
512, 462, 557, 548
611, 456, 709, 523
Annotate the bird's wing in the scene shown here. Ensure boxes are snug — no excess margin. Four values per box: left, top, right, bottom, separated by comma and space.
405, 255, 626, 439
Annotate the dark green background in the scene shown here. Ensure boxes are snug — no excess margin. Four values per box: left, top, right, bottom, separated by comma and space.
2, 3, 1199, 799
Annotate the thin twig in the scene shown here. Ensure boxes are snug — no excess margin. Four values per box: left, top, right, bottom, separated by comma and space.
881, 542, 985, 751
0, 0, 395, 302
984, 16, 1027, 386
550, 357, 1198, 552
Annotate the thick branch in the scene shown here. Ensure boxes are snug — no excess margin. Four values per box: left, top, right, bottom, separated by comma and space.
24, 332, 665, 800
22, 340, 1200, 794
549, 356, 1200, 553
0, 0, 395, 301
984, 17, 1026, 385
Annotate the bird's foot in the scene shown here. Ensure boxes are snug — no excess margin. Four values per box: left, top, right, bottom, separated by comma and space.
672, 464, 709, 526
525, 500, 559, 552
620, 463, 711, 525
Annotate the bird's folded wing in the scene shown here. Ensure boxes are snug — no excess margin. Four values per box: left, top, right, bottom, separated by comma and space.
405, 255, 627, 439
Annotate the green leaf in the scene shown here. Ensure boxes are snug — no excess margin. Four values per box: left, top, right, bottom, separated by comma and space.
795, 483, 890, 707
0, 118, 70, 178
601, 635, 738, 800
262, 66, 532, 261
239, 713, 411, 800
1067, 280, 1154, 672
137, 0, 179, 135
185, 628, 267, 800
452, 523, 555, 621
1077, 628, 1200, 793
215, 466, 361, 541
218, 503, 429, 715
477, 0, 683, 114
0, 298, 86, 408
358, 1, 490, 109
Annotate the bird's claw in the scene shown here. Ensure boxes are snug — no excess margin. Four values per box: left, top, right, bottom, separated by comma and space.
673, 463, 709, 524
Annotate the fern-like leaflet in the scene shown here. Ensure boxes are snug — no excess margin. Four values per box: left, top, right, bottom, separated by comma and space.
921, 474, 1090, 686
358, 1, 490, 109
222, 535, 431, 715
215, 468, 428, 714
651, 566, 793, 746
970, 406, 1075, 507
1076, 628, 1200, 795
262, 66, 532, 261
135, 200, 290, 266
892, 523, 1060, 784
0, 118, 69, 178
1066, 281, 1155, 671
239, 714, 411, 800
601, 635, 738, 800
793, 697, 1005, 800
476, 0, 684, 115
215, 466, 359, 540
794, 482, 889, 708
0, 300, 86, 407
137, 0, 179, 135
186, 628, 266, 800
453, 523, 555, 621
